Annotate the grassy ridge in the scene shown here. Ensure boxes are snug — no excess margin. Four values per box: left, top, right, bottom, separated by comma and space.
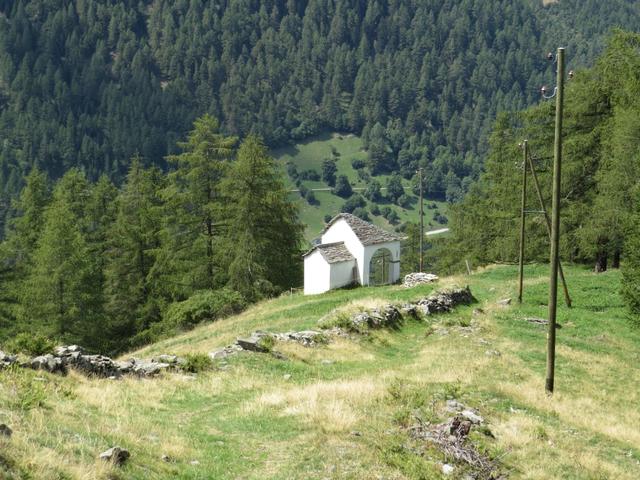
1, 265, 639, 479
272, 133, 448, 240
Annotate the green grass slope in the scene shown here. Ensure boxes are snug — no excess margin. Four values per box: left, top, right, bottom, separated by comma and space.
1, 265, 640, 479
272, 133, 448, 240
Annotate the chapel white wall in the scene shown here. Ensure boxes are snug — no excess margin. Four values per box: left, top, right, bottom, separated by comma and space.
329, 259, 357, 290
303, 251, 331, 295
321, 219, 365, 284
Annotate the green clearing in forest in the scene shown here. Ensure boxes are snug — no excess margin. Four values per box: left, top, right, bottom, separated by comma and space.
272, 133, 449, 240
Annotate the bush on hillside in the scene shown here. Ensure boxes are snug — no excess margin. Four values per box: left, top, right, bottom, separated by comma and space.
5, 332, 55, 356
182, 353, 214, 372
351, 159, 366, 170
163, 289, 246, 330
341, 194, 366, 213
333, 175, 353, 198
352, 207, 370, 221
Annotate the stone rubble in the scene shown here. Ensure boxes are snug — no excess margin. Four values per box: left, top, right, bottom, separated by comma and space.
403, 272, 439, 288
0, 424, 12, 438
416, 287, 476, 315
273, 330, 327, 347
0, 350, 17, 369
99, 446, 130, 466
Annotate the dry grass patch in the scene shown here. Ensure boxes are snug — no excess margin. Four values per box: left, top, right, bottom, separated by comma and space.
248, 378, 384, 433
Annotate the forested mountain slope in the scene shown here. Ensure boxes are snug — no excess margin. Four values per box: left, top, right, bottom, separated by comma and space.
0, 0, 639, 207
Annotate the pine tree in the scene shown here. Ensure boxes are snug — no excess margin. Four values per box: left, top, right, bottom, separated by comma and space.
0, 168, 51, 332
222, 136, 303, 301
104, 159, 165, 350
24, 181, 100, 346
156, 115, 237, 298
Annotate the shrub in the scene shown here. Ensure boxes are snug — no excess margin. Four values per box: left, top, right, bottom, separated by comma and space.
397, 194, 411, 208
163, 288, 246, 330
352, 207, 370, 221
300, 169, 320, 181
341, 194, 366, 213
434, 212, 448, 224
324, 214, 333, 223
370, 204, 380, 215
182, 353, 214, 372
333, 175, 352, 198
305, 189, 318, 205
5, 332, 55, 356
351, 158, 366, 170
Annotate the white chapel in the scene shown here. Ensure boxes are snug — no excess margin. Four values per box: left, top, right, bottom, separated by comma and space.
303, 213, 402, 295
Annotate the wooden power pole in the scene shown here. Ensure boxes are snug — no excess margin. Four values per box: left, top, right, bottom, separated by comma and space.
418, 167, 424, 272
546, 47, 565, 395
518, 140, 528, 303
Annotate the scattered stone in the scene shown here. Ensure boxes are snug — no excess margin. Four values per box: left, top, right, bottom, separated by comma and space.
472, 308, 485, 316
403, 272, 439, 288
350, 304, 404, 330
321, 359, 334, 365
497, 298, 512, 306
130, 359, 171, 377
523, 317, 562, 329
485, 350, 501, 357
350, 430, 362, 437
0, 350, 17, 369
445, 400, 465, 413
161, 454, 174, 463
442, 463, 455, 475
99, 446, 130, 466
54, 345, 83, 356
283, 374, 292, 380
400, 303, 420, 319
274, 330, 327, 347
30, 354, 66, 374
0, 424, 12, 438
461, 410, 484, 425
236, 331, 274, 353
525, 317, 547, 325
209, 344, 242, 360
190, 460, 200, 466
417, 287, 476, 315
153, 354, 183, 365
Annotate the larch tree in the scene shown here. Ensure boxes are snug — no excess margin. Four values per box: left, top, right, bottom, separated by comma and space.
156, 115, 237, 299
222, 136, 303, 301
104, 159, 166, 349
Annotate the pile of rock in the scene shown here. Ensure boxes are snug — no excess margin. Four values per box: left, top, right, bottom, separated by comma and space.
0, 350, 17, 370
416, 286, 476, 315
349, 304, 404, 330
403, 272, 439, 288
209, 329, 329, 360
26, 345, 180, 378
273, 330, 327, 347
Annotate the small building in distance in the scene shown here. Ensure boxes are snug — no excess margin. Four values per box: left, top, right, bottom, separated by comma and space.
303, 213, 403, 295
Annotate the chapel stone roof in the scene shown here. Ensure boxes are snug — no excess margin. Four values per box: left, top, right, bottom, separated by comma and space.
322, 213, 403, 246
302, 242, 355, 263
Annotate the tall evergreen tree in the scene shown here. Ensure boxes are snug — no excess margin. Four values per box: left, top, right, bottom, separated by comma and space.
104, 159, 165, 350
156, 115, 237, 298
24, 175, 101, 347
222, 136, 303, 301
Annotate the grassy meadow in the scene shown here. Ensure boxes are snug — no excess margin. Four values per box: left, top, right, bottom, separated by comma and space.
271, 133, 448, 240
1, 264, 639, 479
